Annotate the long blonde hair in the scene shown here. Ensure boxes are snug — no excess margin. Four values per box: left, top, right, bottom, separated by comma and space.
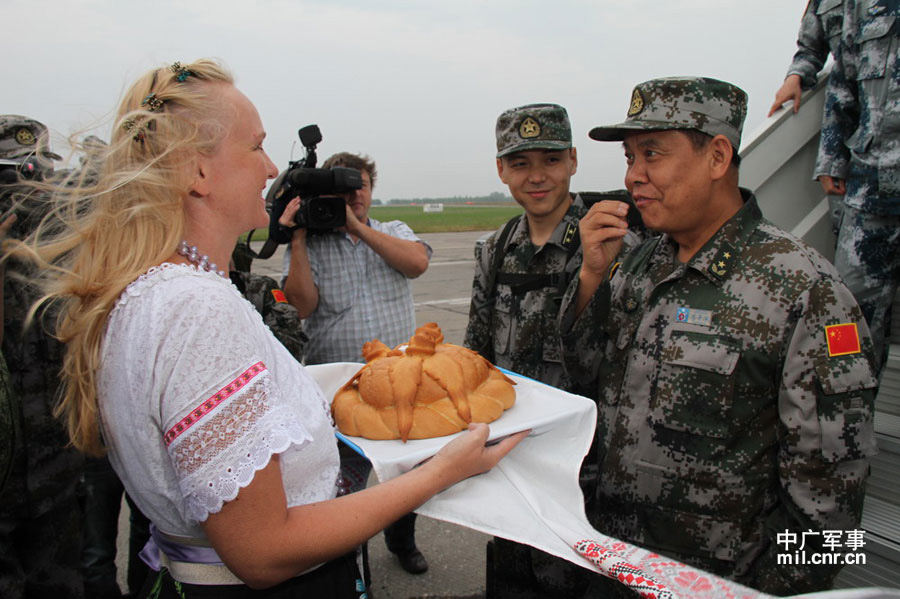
11, 59, 235, 455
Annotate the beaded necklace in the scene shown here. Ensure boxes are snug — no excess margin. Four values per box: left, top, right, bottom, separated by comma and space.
176, 241, 226, 278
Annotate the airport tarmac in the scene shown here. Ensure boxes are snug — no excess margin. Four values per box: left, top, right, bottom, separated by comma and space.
118, 230, 498, 599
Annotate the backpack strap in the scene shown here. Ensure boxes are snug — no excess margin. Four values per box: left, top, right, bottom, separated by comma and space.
470, 216, 520, 360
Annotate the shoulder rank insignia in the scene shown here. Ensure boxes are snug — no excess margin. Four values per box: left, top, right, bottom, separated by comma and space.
826, 323, 861, 357
519, 117, 541, 139
562, 222, 578, 245
271, 289, 288, 303
15, 127, 35, 146
708, 242, 736, 279
628, 89, 644, 116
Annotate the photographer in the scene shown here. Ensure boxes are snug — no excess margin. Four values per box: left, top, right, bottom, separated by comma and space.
280, 151, 432, 575
280, 152, 429, 362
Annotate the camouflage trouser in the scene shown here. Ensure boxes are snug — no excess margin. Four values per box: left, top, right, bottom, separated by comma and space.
834, 205, 900, 377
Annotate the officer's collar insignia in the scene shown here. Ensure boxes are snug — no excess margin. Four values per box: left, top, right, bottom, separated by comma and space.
519, 117, 541, 139
708, 242, 736, 279
562, 222, 578, 245
628, 89, 644, 117
15, 127, 35, 146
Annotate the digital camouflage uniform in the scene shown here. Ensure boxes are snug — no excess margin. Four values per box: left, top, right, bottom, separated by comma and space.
788, 0, 847, 236
229, 269, 308, 362
466, 103, 595, 599
788, 0, 846, 88
566, 77, 878, 596
464, 195, 587, 393
0, 115, 84, 598
817, 0, 900, 376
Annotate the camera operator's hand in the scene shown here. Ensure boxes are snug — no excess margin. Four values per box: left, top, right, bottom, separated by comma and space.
279, 197, 302, 229
341, 202, 366, 237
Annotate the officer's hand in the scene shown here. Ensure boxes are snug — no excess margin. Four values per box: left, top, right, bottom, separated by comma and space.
579, 200, 629, 281
818, 175, 846, 196
279, 197, 301, 228
769, 75, 804, 116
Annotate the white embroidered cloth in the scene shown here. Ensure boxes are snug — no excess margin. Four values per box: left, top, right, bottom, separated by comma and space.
309, 363, 898, 599
99, 264, 339, 539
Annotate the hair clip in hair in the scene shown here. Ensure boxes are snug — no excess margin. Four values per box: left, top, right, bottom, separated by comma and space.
142, 93, 164, 112
170, 62, 194, 83
123, 119, 147, 144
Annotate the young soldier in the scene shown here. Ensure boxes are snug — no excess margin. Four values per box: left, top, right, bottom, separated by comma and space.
464, 103, 586, 394
464, 103, 591, 598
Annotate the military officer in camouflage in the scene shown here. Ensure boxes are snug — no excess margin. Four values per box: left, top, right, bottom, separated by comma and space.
769, 0, 845, 116
560, 77, 877, 596
0, 115, 84, 597
818, 0, 900, 378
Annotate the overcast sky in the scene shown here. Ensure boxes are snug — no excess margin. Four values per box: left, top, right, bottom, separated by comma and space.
2, 1, 811, 201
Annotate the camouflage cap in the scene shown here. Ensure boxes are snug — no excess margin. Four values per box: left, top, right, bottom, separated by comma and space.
496, 103, 572, 158
588, 77, 748, 150
0, 114, 62, 162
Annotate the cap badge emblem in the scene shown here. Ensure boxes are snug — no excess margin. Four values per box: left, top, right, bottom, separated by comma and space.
15, 127, 35, 146
519, 117, 541, 139
628, 89, 644, 117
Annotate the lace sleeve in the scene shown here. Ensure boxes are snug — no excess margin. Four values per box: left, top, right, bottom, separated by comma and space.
156, 280, 312, 523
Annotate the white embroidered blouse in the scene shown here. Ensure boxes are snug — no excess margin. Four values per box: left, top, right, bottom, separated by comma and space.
98, 264, 339, 539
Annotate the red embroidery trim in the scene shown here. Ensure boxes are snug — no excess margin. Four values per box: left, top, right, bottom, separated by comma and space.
164, 361, 267, 446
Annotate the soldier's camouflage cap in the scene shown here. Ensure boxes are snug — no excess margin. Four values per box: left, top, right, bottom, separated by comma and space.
588, 77, 748, 150
0, 114, 62, 162
496, 103, 572, 158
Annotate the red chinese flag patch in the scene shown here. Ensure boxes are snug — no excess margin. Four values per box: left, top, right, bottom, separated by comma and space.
825, 323, 861, 357
271, 289, 287, 304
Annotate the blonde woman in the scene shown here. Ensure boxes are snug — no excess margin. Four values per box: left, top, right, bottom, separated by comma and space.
19, 59, 525, 598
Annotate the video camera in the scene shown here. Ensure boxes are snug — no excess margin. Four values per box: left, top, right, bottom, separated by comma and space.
0, 157, 43, 187
266, 125, 363, 244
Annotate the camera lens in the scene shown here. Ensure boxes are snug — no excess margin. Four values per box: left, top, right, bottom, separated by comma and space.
311, 200, 338, 222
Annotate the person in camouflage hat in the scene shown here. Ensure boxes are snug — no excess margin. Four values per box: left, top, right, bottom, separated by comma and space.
467, 103, 593, 599
817, 0, 900, 380
0, 117, 85, 598
466, 103, 586, 392
0, 115, 62, 185
559, 76, 877, 596
587, 76, 746, 150
494, 103, 574, 157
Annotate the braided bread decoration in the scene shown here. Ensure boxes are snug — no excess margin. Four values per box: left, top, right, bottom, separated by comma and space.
332, 323, 516, 442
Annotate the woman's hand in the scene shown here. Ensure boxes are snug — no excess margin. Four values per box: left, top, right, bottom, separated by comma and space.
425, 423, 529, 487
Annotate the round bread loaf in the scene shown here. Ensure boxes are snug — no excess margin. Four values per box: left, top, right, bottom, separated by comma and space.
332, 323, 516, 442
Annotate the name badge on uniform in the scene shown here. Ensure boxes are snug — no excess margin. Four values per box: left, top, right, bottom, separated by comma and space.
675, 307, 712, 327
